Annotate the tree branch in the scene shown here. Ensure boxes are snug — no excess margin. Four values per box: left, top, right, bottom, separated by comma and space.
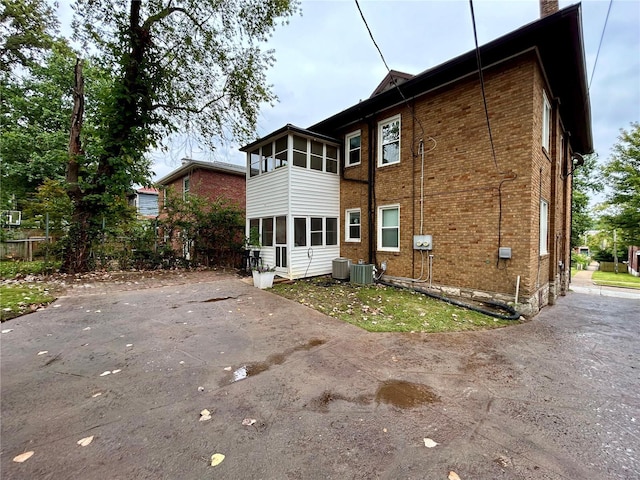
150, 92, 226, 114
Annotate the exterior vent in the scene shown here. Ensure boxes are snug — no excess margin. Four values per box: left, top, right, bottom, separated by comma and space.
332, 257, 351, 280
351, 264, 373, 285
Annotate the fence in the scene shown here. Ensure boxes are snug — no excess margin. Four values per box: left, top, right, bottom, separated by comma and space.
598, 261, 629, 273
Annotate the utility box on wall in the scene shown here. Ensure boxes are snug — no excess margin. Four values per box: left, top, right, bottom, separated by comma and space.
413, 235, 433, 250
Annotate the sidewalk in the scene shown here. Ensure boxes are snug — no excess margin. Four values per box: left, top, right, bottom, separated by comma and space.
571, 262, 640, 299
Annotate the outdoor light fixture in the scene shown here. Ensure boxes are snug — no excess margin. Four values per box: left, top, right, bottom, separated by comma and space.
564, 152, 585, 178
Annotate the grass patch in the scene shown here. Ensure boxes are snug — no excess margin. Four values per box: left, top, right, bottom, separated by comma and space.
0, 260, 60, 279
271, 277, 518, 333
592, 271, 640, 289
1, 284, 56, 322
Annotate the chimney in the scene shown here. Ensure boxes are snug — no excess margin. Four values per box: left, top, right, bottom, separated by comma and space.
540, 0, 559, 17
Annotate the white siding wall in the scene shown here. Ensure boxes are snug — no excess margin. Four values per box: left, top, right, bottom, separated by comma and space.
289, 167, 340, 279
245, 153, 341, 280
246, 168, 289, 219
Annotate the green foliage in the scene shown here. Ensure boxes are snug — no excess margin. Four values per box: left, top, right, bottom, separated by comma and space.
0, 0, 59, 71
571, 253, 590, 270
571, 153, 601, 248
23, 179, 74, 237
161, 191, 244, 267
600, 122, 640, 246
0, 260, 60, 278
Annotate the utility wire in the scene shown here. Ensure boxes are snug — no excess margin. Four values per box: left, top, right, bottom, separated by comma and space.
589, 0, 613, 90
353, 0, 426, 139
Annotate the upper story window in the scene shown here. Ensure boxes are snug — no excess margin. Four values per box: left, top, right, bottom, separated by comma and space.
379, 115, 400, 166
542, 92, 551, 152
346, 131, 361, 166
183, 177, 190, 200
248, 134, 339, 177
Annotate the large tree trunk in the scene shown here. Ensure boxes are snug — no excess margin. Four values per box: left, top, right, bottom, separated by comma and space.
61, 59, 92, 273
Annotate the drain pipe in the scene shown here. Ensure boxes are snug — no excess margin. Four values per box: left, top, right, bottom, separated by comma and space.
377, 279, 521, 321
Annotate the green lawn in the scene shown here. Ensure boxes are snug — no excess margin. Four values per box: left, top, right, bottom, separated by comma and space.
0, 260, 60, 279
271, 277, 519, 333
1, 284, 56, 322
592, 271, 640, 289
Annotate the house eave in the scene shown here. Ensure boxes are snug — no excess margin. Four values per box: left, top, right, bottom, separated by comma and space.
239, 124, 341, 153
155, 159, 246, 186
309, 3, 592, 154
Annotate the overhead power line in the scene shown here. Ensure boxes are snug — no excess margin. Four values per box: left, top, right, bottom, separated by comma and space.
589, 0, 613, 90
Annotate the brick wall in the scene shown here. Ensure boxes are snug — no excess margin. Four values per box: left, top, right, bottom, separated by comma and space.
340, 51, 573, 309
161, 169, 246, 210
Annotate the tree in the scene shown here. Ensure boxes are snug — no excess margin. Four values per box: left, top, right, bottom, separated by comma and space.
571, 153, 601, 248
0, 0, 59, 72
0, 39, 77, 210
600, 122, 640, 246
61, 0, 298, 273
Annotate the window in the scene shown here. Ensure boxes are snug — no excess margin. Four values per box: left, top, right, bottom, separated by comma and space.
292, 135, 307, 168
262, 217, 274, 246
275, 137, 288, 169
542, 92, 551, 152
346, 131, 361, 166
249, 218, 260, 245
294, 217, 307, 246
162, 188, 167, 209
378, 205, 399, 251
310, 140, 323, 171
249, 149, 260, 177
345, 209, 361, 242
539, 199, 548, 255
262, 142, 275, 173
378, 116, 400, 166
326, 145, 338, 173
310, 217, 323, 246
326, 217, 338, 245
183, 177, 190, 200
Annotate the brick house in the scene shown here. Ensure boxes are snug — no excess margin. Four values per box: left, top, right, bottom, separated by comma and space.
156, 159, 246, 258
241, 2, 592, 315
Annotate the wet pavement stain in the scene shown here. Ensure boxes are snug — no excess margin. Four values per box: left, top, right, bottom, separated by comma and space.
306, 390, 373, 413
201, 296, 233, 303
375, 380, 439, 409
229, 338, 326, 384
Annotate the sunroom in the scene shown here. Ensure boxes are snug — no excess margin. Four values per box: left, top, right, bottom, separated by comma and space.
240, 124, 341, 279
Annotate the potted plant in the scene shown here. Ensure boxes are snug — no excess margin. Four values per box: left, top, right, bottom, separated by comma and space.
252, 264, 276, 289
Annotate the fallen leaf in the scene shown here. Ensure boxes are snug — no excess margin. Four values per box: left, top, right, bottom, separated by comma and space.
53, 304, 61, 308
1, 329, 13, 334
37, 351, 48, 356
198, 386, 205, 392
200, 409, 212, 421
423, 438, 439, 448
112, 369, 121, 374
100, 371, 111, 377
92, 392, 102, 398
223, 366, 232, 371
95, 310, 101, 313
179, 361, 185, 365
77, 436, 94, 447
126, 344, 133, 347
448, 472, 461, 480
83, 327, 91, 331
210, 453, 225, 466
13, 451, 34, 463
242, 418, 256, 426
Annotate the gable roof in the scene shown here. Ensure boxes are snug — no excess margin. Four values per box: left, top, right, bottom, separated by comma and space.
310, 4, 592, 154
156, 159, 246, 186
370, 70, 414, 98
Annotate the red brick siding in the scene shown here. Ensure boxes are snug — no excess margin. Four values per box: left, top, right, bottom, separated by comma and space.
340, 51, 573, 300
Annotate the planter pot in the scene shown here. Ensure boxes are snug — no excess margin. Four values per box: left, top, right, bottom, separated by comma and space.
252, 270, 275, 289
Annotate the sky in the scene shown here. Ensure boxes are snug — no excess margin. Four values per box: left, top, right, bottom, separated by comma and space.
58, 1, 640, 190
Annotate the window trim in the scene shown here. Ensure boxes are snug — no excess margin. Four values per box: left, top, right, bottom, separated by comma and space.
345, 208, 361, 242
183, 176, 190, 200
378, 115, 401, 167
542, 91, 551, 152
377, 204, 400, 252
345, 130, 362, 167
539, 198, 549, 255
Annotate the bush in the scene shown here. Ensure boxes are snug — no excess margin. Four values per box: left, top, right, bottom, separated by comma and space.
571, 253, 590, 270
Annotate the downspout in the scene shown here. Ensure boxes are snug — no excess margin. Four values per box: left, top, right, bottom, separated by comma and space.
368, 118, 376, 265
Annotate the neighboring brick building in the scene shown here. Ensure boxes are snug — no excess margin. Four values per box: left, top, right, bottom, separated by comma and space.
156, 159, 246, 258
242, 3, 592, 316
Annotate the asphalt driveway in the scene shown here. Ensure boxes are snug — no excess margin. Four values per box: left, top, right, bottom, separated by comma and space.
1, 273, 638, 479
